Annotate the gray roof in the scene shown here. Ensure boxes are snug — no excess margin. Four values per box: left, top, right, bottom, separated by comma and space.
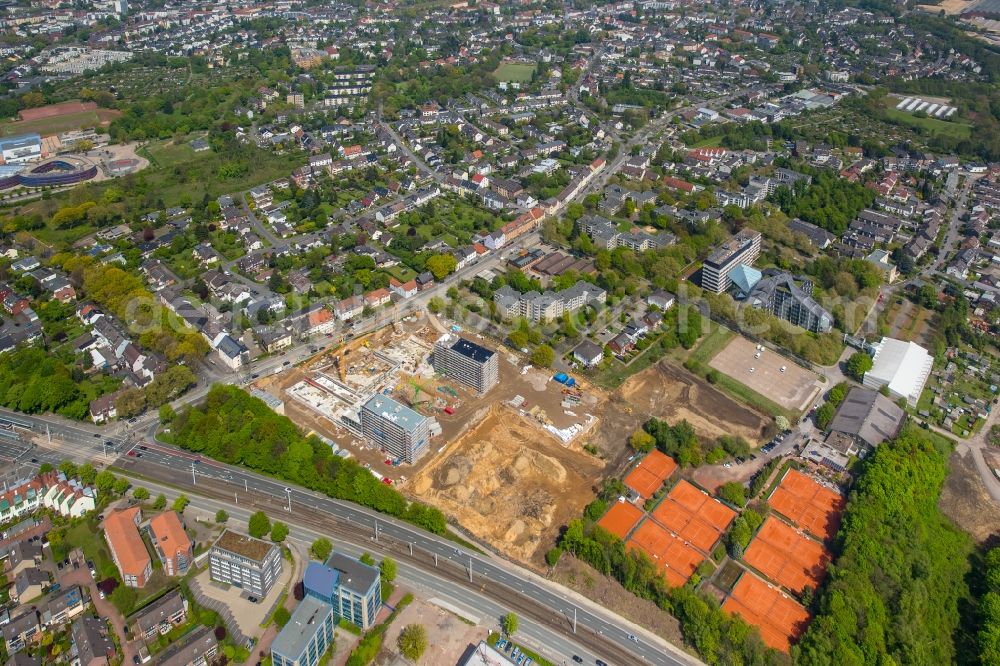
573, 340, 603, 363
130, 589, 186, 634
71, 616, 114, 666
362, 394, 427, 434
155, 626, 217, 666
270, 595, 333, 659
828, 387, 906, 448
326, 551, 380, 596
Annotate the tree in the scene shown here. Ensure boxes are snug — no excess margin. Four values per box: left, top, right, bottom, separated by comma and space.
397, 624, 428, 661
159, 404, 176, 423
717, 482, 747, 507
110, 584, 137, 615
38, 462, 53, 474
248, 511, 271, 539
273, 606, 291, 628
215, 510, 229, 524
310, 537, 333, 561
845, 351, 873, 381
152, 494, 167, 510
172, 495, 189, 513
775, 415, 790, 432
270, 521, 289, 542
380, 557, 397, 583
815, 402, 836, 430
133, 487, 149, 501
531, 344, 555, 368
426, 253, 457, 281
428, 296, 444, 314
113, 477, 130, 495
502, 612, 518, 637
360, 552, 375, 566
629, 429, 656, 453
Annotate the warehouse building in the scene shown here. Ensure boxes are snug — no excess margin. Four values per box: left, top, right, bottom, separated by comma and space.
360, 394, 431, 464
432, 334, 499, 394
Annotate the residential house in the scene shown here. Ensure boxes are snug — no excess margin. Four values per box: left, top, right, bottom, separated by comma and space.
148, 511, 193, 577
129, 589, 187, 643
103, 506, 152, 588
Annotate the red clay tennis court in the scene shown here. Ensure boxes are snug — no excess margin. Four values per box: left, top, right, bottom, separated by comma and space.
767, 468, 846, 542
626, 518, 704, 588
597, 501, 644, 539
651, 480, 736, 554
623, 450, 678, 499
743, 516, 831, 594
722, 570, 810, 653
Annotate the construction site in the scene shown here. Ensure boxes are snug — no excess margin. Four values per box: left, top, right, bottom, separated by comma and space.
258, 317, 600, 452
253, 313, 780, 568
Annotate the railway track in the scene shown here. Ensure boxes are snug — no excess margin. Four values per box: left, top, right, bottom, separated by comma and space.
123, 459, 652, 666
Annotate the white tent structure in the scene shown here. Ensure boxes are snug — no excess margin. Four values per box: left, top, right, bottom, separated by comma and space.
862, 337, 933, 406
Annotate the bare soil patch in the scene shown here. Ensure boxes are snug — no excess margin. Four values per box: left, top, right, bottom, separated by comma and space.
409, 405, 605, 565
940, 447, 1000, 545
551, 554, 691, 654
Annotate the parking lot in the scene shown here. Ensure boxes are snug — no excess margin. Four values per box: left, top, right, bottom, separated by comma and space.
709, 336, 821, 412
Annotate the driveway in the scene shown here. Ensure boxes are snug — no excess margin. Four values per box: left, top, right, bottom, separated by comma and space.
59, 565, 139, 665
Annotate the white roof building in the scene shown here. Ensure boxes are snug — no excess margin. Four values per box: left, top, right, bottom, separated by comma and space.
862, 337, 933, 406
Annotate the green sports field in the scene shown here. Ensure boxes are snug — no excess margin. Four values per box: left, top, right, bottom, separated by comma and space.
493, 62, 536, 83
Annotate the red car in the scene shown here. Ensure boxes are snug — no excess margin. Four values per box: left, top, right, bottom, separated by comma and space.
382, 477, 393, 485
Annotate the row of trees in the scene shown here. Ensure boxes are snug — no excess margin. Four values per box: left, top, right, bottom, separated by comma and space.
165, 385, 449, 535
641, 418, 750, 468
794, 426, 973, 663
558, 517, 778, 665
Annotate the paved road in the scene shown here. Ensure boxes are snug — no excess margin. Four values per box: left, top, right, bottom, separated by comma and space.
113, 440, 700, 666
124, 474, 612, 665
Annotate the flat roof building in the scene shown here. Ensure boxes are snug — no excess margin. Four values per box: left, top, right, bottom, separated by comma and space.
701, 229, 762, 293
863, 337, 933, 406
360, 394, 431, 465
271, 595, 336, 666
0, 134, 41, 165
432, 334, 499, 394
208, 529, 282, 599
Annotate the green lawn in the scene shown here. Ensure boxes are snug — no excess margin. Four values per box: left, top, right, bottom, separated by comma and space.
493, 62, 536, 83
883, 107, 972, 141
63, 521, 118, 580
143, 140, 198, 168
688, 323, 735, 366
691, 135, 725, 148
